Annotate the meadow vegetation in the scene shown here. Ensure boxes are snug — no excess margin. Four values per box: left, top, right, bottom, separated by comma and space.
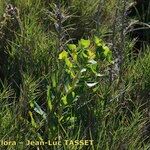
0, 0, 150, 149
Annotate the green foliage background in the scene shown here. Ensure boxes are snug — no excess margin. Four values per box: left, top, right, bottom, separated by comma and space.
0, 0, 150, 149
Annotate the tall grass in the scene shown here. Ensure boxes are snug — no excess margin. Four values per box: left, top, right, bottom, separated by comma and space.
0, 0, 150, 149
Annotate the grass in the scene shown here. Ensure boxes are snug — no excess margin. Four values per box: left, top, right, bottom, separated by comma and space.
0, 0, 150, 149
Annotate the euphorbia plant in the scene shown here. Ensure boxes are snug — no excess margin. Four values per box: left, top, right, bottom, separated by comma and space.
29, 37, 113, 138
57, 37, 113, 121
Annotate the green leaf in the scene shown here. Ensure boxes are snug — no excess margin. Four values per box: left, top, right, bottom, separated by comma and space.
68, 44, 77, 51
86, 82, 98, 87
80, 68, 87, 73
79, 39, 90, 48
68, 44, 77, 61
51, 73, 57, 88
29, 100, 34, 108
87, 49, 96, 59
65, 58, 73, 68
103, 46, 111, 56
34, 102, 47, 120
47, 86, 53, 111
96, 73, 104, 77
62, 95, 68, 105
82, 51, 88, 58
69, 117, 76, 123
88, 59, 97, 64
103, 46, 113, 62
59, 50, 68, 60
94, 36, 100, 45
72, 52, 77, 61
66, 69, 75, 78
29, 111, 37, 128
94, 36, 103, 46
90, 65, 97, 74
